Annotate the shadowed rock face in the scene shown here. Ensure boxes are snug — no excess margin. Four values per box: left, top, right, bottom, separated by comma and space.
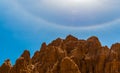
1, 35, 120, 73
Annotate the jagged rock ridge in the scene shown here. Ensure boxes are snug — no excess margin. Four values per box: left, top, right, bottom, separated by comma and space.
0, 35, 120, 73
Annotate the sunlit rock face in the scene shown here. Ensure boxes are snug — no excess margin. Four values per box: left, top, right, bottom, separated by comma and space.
17, 0, 120, 27
1, 35, 120, 73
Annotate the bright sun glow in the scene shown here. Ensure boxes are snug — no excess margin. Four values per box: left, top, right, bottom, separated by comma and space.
41, 0, 99, 6
40, 0, 101, 12
65, 0, 97, 4
17, 0, 120, 28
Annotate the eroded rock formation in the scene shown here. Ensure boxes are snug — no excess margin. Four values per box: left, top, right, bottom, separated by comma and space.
1, 35, 120, 73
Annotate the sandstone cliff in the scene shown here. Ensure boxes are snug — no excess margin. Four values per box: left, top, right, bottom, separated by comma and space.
0, 35, 120, 73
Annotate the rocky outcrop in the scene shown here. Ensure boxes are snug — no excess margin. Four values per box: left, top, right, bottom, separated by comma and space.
1, 35, 120, 73
0, 59, 12, 73
60, 57, 81, 73
9, 50, 33, 73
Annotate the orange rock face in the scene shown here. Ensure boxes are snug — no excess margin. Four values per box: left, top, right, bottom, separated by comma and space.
1, 35, 120, 73
0, 59, 12, 73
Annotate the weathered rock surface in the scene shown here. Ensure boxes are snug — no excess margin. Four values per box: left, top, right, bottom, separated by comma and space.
60, 57, 81, 73
1, 35, 120, 73
9, 50, 33, 73
0, 59, 12, 73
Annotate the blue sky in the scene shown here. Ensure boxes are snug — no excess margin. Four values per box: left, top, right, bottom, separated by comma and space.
1, 0, 120, 65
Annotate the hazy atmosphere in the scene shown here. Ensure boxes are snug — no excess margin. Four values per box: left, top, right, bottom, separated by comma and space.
1, 0, 120, 65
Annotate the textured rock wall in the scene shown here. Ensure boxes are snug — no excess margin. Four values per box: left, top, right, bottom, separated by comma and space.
0, 35, 120, 73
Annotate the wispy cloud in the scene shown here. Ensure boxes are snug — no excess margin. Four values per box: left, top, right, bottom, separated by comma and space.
13, 0, 120, 28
